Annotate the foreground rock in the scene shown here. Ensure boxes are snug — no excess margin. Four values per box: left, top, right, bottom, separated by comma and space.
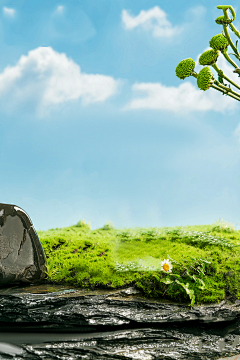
0, 284, 240, 359
0, 203, 46, 286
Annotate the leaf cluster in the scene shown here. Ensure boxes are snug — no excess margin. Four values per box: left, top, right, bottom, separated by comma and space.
152, 256, 210, 306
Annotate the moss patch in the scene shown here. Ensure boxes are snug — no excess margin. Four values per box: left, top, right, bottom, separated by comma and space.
38, 221, 240, 305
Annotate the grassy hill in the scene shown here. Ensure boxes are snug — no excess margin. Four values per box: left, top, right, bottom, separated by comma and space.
38, 219, 240, 306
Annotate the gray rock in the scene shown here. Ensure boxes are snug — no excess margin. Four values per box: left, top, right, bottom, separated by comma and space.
0, 203, 46, 286
0, 285, 240, 359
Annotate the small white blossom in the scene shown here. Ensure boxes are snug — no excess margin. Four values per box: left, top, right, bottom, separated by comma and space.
160, 259, 172, 273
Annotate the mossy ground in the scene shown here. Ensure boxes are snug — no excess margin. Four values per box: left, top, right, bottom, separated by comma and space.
38, 220, 240, 306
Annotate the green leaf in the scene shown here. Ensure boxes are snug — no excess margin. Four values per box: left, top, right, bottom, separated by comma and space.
158, 276, 174, 285
197, 267, 206, 275
171, 273, 181, 278
153, 274, 160, 282
184, 270, 192, 277
218, 75, 224, 84
175, 280, 195, 306
228, 52, 240, 60
200, 258, 211, 264
192, 275, 205, 290
197, 278, 205, 290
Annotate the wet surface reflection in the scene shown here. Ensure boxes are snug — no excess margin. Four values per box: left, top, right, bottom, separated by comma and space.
0, 284, 240, 358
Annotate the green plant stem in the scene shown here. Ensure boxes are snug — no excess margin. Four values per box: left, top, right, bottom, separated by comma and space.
210, 80, 240, 101
222, 25, 239, 57
213, 79, 240, 98
217, 5, 236, 21
218, 6, 239, 57
221, 47, 238, 68
211, 63, 240, 91
229, 23, 240, 40
191, 71, 198, 79
190, 72, 240, 101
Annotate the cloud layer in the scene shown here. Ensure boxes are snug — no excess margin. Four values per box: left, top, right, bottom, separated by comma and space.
0, 47, 119, 115
121, 6, 184, 38
124, 48, 240, 115
3, 7, 16, 17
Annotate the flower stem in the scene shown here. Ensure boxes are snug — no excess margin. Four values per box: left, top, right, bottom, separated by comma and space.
211, 82, 240, 102
222, 25, 239, 57
221, 48, 238, 68
217, 5, 236, 21
190, 71, 240, 102
213, 79, 240, 98
229, 23, 240, 41
218, 5, 239, 57
211, 62, 240, 91
190, 71, 198, 79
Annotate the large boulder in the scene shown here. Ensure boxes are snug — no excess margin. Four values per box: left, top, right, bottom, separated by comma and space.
0, 203, 46, 286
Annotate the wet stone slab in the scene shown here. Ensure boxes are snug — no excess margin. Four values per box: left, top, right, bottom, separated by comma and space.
0, 284, 240, 358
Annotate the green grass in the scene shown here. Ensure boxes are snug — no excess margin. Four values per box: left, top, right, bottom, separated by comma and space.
38, 219, 240, 306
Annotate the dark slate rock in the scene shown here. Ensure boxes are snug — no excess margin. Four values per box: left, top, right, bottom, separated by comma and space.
0, 203, 46, 286
0, 285, 240, 358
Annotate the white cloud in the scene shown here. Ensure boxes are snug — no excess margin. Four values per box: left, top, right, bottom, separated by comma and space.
124, 47, 240, 115
3, 7, 15, 17
0, 47, 119, 116
55, 5, 64, 14
121, 6, 184, 38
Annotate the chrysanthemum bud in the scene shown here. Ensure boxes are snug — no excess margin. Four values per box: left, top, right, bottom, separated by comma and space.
175, 58, 195, 80
197, 66, 214, 91
209, 34, 229, 51
215, 15, 233, 24
199, 49, 219, 66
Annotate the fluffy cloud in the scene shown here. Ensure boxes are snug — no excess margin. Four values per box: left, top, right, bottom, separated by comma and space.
121, 6, 184, 38
124, 48, 240, 115
3, 7, 15, 17
0, 47, 119, 115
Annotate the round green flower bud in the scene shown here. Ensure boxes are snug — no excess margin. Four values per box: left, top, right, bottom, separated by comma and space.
199, 49, 219, 66
197, 66, 214, 91
175, 58, 195, 80
215, 15, 233, 25
209, 34, 229, 51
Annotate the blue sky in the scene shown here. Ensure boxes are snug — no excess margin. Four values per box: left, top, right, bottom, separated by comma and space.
1, 0, 240, 231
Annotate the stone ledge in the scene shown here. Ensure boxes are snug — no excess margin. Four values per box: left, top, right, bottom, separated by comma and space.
0, 284, 240, 359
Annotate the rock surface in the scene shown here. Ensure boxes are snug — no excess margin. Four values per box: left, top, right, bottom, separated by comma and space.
0, 203, 46, 286
0, 284, 240, 359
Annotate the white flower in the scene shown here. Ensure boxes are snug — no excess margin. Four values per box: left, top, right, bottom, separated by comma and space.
160, 259, 172, 273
